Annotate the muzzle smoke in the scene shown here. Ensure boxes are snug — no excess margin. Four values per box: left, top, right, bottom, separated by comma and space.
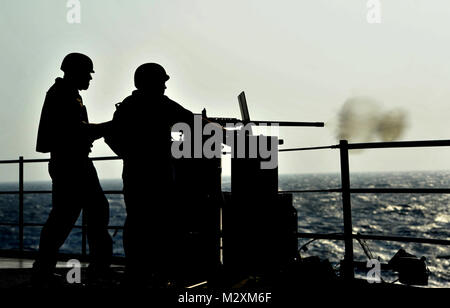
337, 97, 407, 143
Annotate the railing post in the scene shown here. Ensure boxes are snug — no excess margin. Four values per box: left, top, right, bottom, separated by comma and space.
81, 210, 87, 257
339, 140, 354, 281
19, 156, 24, 253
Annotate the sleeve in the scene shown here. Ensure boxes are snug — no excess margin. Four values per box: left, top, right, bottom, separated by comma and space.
164, 96, 194, 128
104, 104, 126, 157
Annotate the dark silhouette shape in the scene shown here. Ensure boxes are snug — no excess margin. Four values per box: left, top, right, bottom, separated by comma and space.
105, 63, 195, 285
33, 52, 113, 284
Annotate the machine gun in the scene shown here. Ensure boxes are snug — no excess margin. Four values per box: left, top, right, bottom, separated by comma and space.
206, 91, 324, 128
172, 91, 325, 281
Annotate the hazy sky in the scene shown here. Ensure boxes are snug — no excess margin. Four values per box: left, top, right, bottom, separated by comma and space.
2, 0, 450, 182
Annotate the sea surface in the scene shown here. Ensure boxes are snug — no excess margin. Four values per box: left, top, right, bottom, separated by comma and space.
0, 172, 449, 287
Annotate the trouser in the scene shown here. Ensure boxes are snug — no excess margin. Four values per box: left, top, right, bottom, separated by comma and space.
122, 171, 179, 282
33, 157, 113, 274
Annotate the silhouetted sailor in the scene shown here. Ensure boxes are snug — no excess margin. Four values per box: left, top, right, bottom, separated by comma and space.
33, 53, 113, 285
105, 63, 194, 285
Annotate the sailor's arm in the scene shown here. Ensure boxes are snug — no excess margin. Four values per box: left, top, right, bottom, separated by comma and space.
82, 121, 113, 141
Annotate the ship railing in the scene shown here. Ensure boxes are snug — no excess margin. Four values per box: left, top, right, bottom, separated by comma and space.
279, 139, 450, 281
1, 139, 450, 280
0, 156, 122, 259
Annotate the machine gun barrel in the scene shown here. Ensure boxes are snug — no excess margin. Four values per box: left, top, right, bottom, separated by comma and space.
251, 120, 324, 127
207, 117, 324, 127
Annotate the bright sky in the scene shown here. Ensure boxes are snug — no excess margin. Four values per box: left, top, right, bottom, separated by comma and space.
2, 0, 450, 182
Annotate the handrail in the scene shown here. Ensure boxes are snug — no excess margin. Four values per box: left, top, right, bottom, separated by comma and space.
279, 145, 338, 152
278, 138, 450, 152
0, 156, 119, 164
280, 188, 450, 194
0, 222, 123, 229
347, 139, 450, 150
296, 232, 450, 246
0, 190, 123, 195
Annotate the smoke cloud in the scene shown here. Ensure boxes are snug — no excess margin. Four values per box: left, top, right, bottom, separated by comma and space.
337, 97, 407, 143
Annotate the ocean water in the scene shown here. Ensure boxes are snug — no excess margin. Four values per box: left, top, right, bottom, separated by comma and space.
0, 172, 449, 287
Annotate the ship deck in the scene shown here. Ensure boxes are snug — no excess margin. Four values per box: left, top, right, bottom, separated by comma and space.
0, 255, 128, 288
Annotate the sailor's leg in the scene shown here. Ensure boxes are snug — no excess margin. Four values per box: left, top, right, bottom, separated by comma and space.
122, 188, 152, 285
84, 160, 113, 273
33, 179, 82, 274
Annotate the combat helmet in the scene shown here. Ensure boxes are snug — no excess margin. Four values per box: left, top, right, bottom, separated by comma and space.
60, 53, 95, 73
134, 63, 170, 89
